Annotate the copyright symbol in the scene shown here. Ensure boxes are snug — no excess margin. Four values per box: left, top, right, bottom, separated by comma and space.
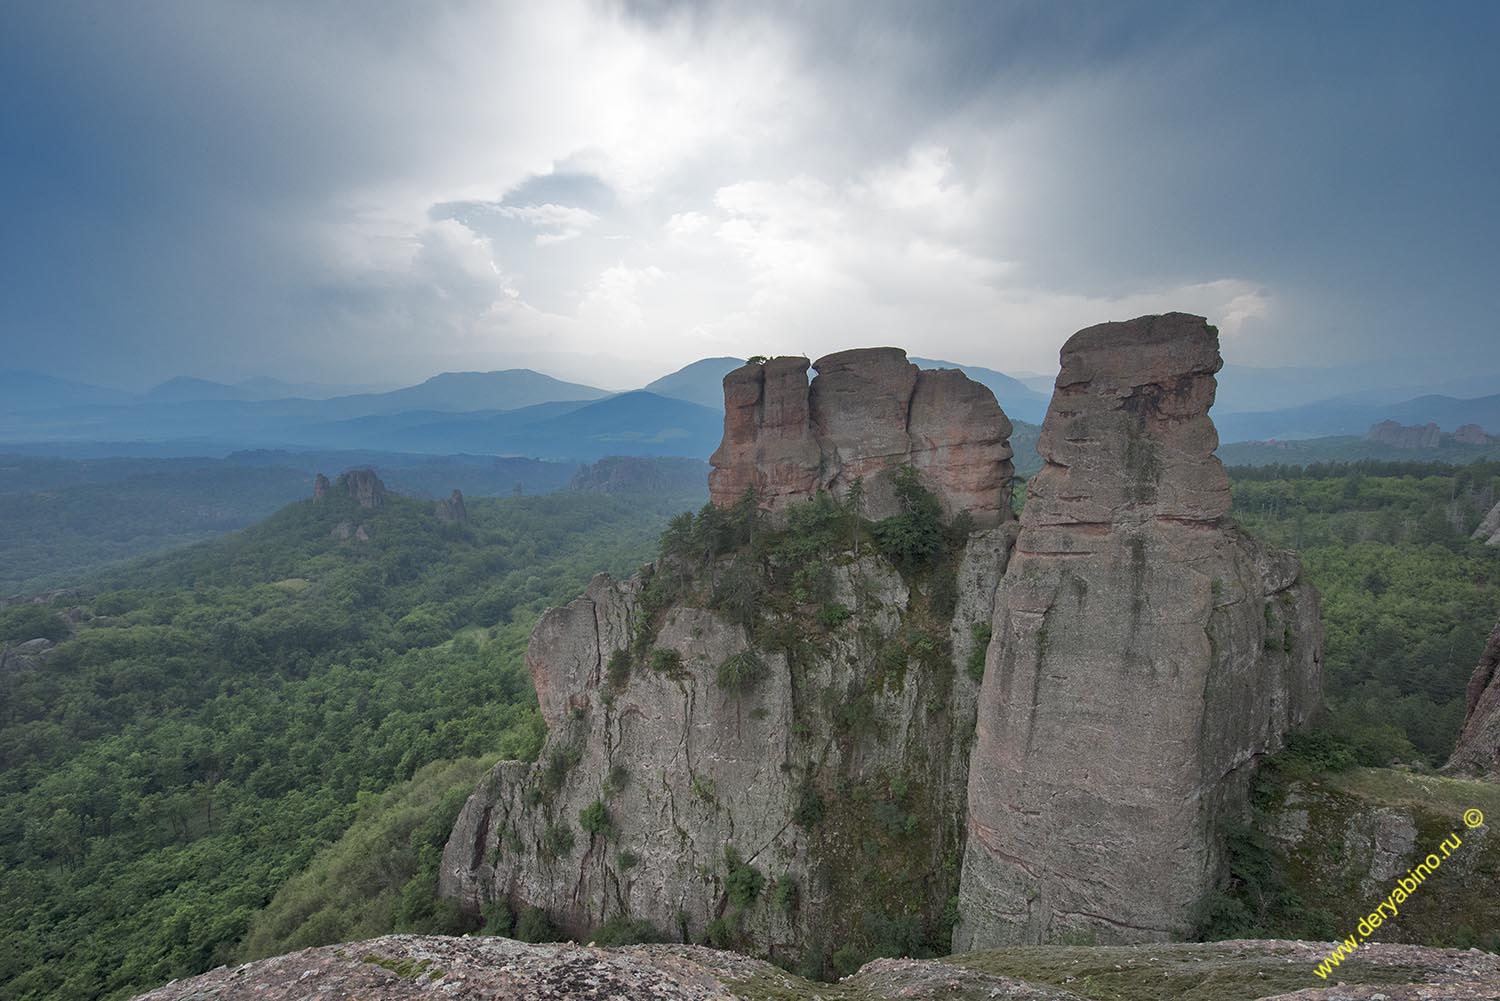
1464, 809, 1484, 829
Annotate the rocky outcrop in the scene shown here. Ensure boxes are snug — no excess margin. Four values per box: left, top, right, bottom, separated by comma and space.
1473, 500, 1500, 546
708, 349, 1014, 528
1367, 420, 1442, 449
445, 313, 1323, 962
955, 313, 1323, 948
441, 526, 1012, 964
129, 934, 1500, 1001
1454, 424, 1491, 446
1259, 765, 1499, 952
1445, 620, 1500, 779
331, 522, 372, 543
569, 456, 710, 495
435, 490, 468, 523
0, 637, 55, 675
314, 469, 388, 508
341, 469, 387, 508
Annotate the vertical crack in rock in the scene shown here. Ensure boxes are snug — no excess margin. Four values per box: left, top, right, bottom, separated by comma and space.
954, 313, 1323, 949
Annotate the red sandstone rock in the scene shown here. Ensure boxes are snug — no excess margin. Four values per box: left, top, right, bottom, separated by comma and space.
708, 348, 1015, 527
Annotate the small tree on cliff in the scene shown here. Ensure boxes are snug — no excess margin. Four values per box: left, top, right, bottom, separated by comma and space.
871, 466, 944, 573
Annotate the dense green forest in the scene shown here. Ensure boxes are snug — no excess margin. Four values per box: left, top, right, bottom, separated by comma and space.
1228, 460, 1500, 763
0, 453, 581, 594
1, 458, 1497, 998
0, 489, 692, 1000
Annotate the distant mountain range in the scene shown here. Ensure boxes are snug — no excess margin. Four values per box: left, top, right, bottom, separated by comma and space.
2, 353, 1498, 463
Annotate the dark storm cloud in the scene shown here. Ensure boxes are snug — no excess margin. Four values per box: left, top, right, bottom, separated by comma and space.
1, 1, 1496, 390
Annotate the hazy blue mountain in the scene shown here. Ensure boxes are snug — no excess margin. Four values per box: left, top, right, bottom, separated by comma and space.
339, 391, 723, 460
330, 369, 608, 416
1214, 392, 1500, 442
1215, 362, 1500, 414
910, 357, 1051, 424
236, 375, 398, 399
0, 370, 137, 413
643, 357, 745, 409
146, 376, 260, 403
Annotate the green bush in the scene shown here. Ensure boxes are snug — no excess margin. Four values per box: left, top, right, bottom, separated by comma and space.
515, 905, 561, 943
774, 874, 799, 914
871, 466, 945, 573
0, 604, 69, 644
590, 914, 666, 945
579, 800, 612, 839
542, 823, 575, 859
793, 783, 825, 829
716, 650, 765, 692
966, 623, 991, 682
649, 647, 683, 673
724, 846, 765, 908
606, 648, 632, 688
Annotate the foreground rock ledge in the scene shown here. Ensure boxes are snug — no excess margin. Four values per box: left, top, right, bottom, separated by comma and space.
131, 935, 1500, 1001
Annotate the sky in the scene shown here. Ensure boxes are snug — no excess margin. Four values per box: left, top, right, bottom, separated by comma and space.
1, 0, 1497, 392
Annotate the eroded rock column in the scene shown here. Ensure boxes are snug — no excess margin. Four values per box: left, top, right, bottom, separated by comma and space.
955, 313, 1322, 947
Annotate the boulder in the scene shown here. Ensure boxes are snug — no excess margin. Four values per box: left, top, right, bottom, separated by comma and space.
955, 313, 1323, 948
1454, 424, 1491, 446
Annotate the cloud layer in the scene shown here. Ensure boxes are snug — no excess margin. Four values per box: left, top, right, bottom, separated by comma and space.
1, 1, 1496, 389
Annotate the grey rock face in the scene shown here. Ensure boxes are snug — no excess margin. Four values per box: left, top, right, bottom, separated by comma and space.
1473, 500, 1500, 546
955, 314, 1322, 948
435, 489, 468, 523
1445, 619, 1500, 778
1366, 420, 1442, 449
442, 529, 1013, 958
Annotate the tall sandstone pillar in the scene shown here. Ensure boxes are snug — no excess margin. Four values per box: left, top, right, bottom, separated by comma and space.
955, 313, 1322, 947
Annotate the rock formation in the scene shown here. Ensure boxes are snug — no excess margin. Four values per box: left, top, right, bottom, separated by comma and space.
341, 469, 387, 509
1454, 423, 1491, 446
435, 489, 468, 523
441, 353, 1018, 963
1445, 619, 1500, 779
129, 934, 1500, 1001
314, 469, 387, 508
443, 313, 1322, 959
708, 349, 1014, 528
441, 530, 1013, 964
1473, 500, 1500, 546
955, 313, 1322, 948
1367, 420, 1442, 449
569, 456, 710, 495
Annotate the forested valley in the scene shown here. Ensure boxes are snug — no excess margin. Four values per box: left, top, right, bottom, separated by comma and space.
0, 459, 1496, 999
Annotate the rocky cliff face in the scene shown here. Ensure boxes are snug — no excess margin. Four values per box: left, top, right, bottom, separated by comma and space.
955, 314, 1322, 949
709, 349, 1014, 528
1454, 424, 1491, 446
1473, 500, 1500, 546
1445, 619, 1500, 779
443, 313, 1322, 961
435, 489, 468, 523
441, 527, 1015, 967
1367, 420, 1442, 449
314, 468, 388, 508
